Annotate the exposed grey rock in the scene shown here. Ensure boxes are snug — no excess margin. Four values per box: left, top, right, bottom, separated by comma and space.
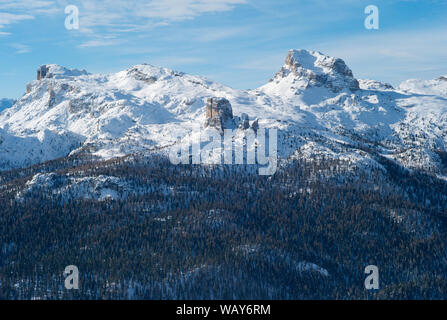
239, 113, 250, 129
204, 98, 235, 133
37, 64, 89, 81
251, 119, 259, 132
273, 50, 359, 93
48, 89, 56, 108
69, 98, 89, 114
37, 65, 50, 80
128, 67, 157, 84
358, 79, 394, 91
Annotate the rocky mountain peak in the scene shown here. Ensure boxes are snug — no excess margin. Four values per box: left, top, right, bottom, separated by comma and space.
270, 49, 359, 93
285, 50, 354, 77
36, 64, 89, 81
2, 54, 447, 176
204, 97, 235, 133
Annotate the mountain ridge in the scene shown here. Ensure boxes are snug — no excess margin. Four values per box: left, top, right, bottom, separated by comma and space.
1, 49, 447, 177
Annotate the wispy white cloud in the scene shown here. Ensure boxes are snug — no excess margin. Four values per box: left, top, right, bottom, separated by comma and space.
55, 0, 246, 32
190, 26, 249, 42
0, 0, 247, 40
136, 0, 246, 20
0, 1, 51, 35
9, 43, 31, 54
78, 39, 123, 48
0, 0, 54, 10
0, 26, 11, 36
0, 12, 34, 31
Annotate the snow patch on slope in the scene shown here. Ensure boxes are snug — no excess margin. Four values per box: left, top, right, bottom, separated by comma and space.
399, 76, 447, 97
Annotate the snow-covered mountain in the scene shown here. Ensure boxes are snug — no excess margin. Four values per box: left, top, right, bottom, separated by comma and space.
399, 76, 447, 97
1, 49, 447, 175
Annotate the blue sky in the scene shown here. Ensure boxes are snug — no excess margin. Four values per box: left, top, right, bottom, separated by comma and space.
0, 0, 446, 98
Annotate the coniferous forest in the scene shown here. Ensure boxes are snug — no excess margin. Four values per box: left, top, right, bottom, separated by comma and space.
1, 152, 447, 300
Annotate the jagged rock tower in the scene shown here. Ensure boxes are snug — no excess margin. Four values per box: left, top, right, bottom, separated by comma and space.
37, 65, 50, 80
204, 98, 235, 133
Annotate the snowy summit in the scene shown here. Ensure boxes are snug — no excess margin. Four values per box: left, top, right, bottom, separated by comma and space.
0, 49, 447, 176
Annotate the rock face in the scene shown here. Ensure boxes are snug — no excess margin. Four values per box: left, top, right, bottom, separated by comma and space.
127, 66, 157, 84
239, 113, 250, 129
358, 79, 394, 91
251, 119, 259, 132
204, 98, 235, 133
37, 65, 50, 80
37, 64, 89, 81
270, 49, 359, 93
